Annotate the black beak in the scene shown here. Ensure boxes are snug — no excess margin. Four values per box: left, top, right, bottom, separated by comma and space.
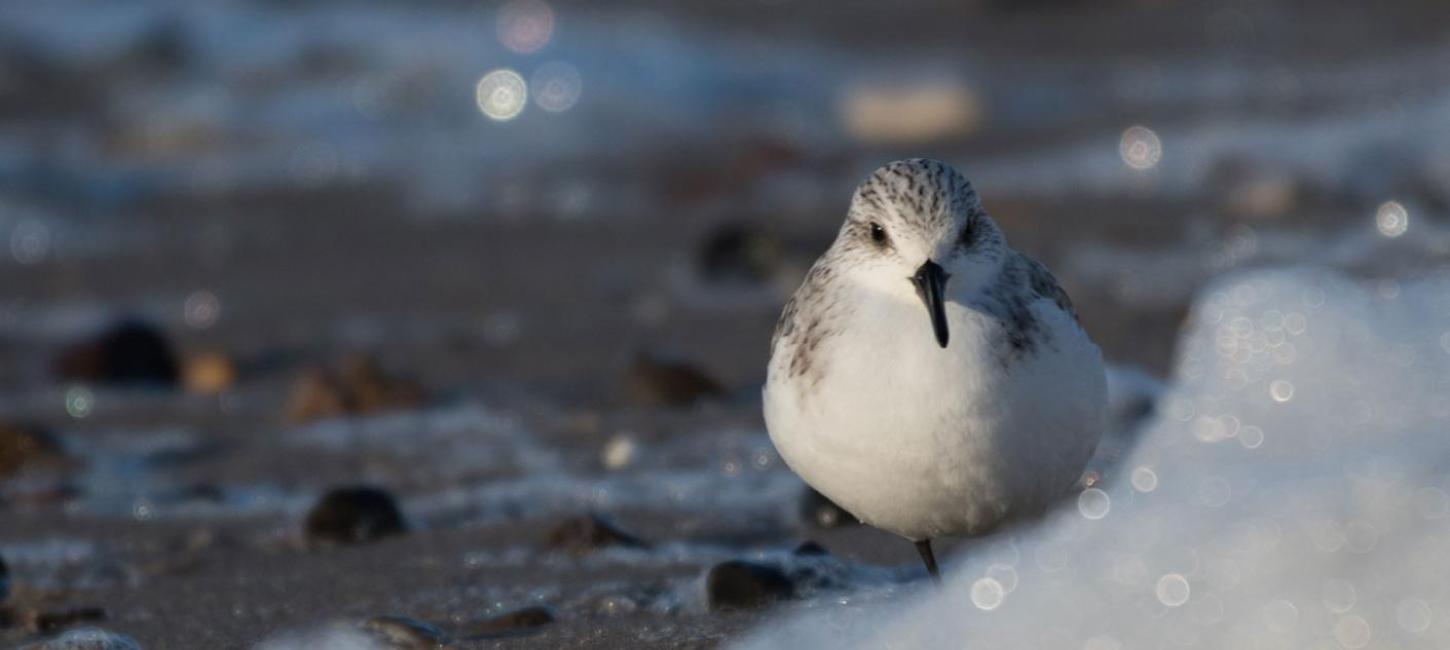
910, 260, 951, 348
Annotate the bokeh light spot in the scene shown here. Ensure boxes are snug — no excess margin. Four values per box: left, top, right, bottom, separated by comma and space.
1396, 599, 1432, 634
1131, 466, 1158, 492
65, 386, 94, 419
1375, 201, 1408, 238
184, 290, 221, 329
1322, 579, 1357, 613
497, 0, 554, 54
1119, 125, 1162, 170
986, 563, 1019, 593
1270, 379, 1295, 402
970, 577, 1005, 610
1239, 424, 1265, 449
1155, 573, 1191, 607
531, 61, 582, 113
1078, 487, 1111, 519
476, 69, 528, 121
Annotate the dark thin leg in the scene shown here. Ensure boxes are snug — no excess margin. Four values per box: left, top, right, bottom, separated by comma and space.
915, 539, 942, 586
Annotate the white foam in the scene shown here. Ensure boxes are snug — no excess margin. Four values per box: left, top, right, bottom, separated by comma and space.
253, 624, 386, 650
734, 266, 1450, 649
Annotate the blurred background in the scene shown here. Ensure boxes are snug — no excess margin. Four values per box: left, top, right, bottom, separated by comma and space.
1, 0, 1448, 647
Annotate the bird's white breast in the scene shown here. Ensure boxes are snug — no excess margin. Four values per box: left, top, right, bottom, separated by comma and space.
764, 283, 1106, 541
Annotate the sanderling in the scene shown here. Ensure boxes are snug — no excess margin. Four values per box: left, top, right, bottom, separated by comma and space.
764, 159, 1107, 583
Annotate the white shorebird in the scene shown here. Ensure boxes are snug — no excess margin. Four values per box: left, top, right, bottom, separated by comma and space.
764, 159, 1106, 582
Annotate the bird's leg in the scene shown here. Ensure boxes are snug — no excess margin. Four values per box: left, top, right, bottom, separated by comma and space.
915, 539, 942, 586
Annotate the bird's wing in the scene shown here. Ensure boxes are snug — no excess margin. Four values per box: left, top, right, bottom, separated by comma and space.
770, 258, 840, 385
770, 291, 802, 355
771, 257, 832, 355
1021, 255, 1078, 322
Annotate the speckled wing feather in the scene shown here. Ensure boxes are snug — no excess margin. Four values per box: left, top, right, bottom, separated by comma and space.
770, 260, 840, 385
1022, 255, 1077, 322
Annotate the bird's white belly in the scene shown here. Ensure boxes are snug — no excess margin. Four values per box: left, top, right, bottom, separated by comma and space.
765, 298, 1106, 540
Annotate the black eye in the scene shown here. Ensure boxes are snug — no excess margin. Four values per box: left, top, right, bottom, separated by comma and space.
869, 222, 887, 245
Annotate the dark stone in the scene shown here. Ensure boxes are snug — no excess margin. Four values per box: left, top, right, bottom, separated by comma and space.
286, 354, 424, 424
304, 486, 407, 547
798, 487, 857, 529
697, 222, 784, 286
463, 605, 555, 639
625, 353, 725, 407
1, 553, 8, 604
54, 320, 179, 388
705, 560, 794, 611
0, 422, 69, 478
792, 540, 830, 557
360, 615, 450, 649
29, 627, 141, 650
545, 514, 648, 556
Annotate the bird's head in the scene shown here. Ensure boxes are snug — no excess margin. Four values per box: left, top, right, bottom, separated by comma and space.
830, 159, 1007, 349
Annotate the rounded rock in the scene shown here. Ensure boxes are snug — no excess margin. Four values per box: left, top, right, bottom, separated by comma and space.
54, 320, 179, 388
303, 486, 407, 547
464, 605, 555, 639
545, 514, 648, 556
792, 540, 830, 557
705, 560, 794, 611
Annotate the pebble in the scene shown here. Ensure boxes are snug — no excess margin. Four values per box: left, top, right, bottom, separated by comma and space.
25, 628, 141, 650
798, 486, 857, 529
545, 514, 648, 556
303, 486, 407, 547
705, 560, 794, 611
53, 320, 179, 388
792, 541, 830, 557
360, 615, 450, 649
0, 422, 69, 479
624, 354, 724, 408
463, 605, 555, 639
286, 354, 424, 424
181, 350, 236, 395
